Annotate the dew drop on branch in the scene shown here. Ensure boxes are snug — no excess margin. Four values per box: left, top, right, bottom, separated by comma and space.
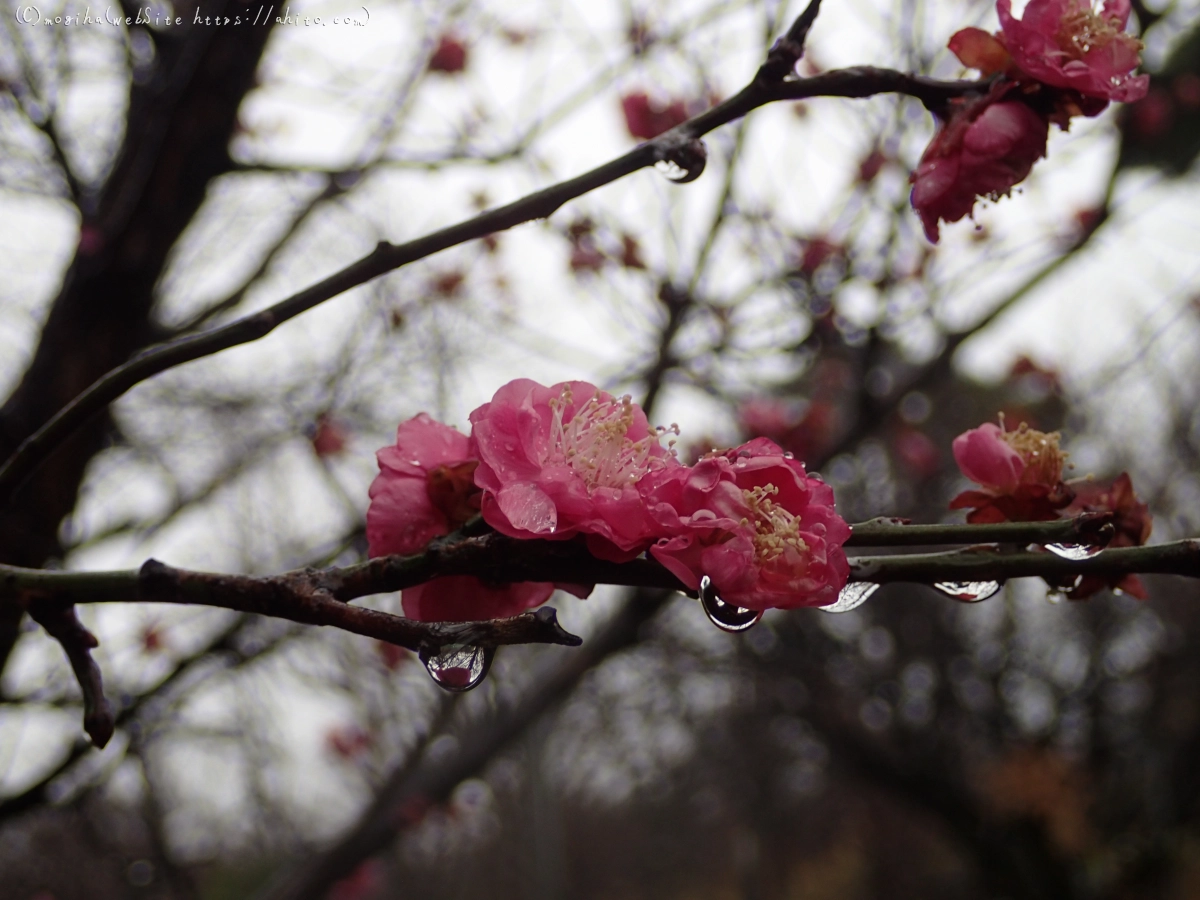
932, 581, 1002, 603
821, 582, 879, 614
1045, 542, 1104, 560
419, 643, 495, 692
699, 575, 762, 633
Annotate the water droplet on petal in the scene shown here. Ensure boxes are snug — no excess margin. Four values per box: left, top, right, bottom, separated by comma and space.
821, 582, 879, 613
783, 452, 795, 459
1045, 542, 1104, 560
699, 576, 761, 633
932, 581, 1002, 603
419, 643, 494, 692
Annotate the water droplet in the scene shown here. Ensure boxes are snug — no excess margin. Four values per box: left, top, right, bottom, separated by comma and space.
1045, 542, 1104, 560
655, 159, 691, 181
821, 582, 879, 613
699, 576, 761, 633
783, 452, 795, 459
419, 643, 494, 692
932, 581, 1002, 603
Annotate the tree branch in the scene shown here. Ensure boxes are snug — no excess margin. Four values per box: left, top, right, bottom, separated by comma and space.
845, 512, 1115, 547
0, 61, 985, 508
850, 540, 1200, 583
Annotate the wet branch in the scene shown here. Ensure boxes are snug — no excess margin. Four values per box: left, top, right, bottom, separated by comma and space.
850, 540, 1200, 584
845, 512, 1116, 547
0, 0, 986, 509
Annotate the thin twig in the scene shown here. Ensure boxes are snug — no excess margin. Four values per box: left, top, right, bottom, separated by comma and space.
26, 602, 114, 748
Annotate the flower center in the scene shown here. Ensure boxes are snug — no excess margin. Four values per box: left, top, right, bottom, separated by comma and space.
1000, 420, 1067, 485
547, 387, 678, 489
1056, 1, 1140, 56
742, 484, 810, 564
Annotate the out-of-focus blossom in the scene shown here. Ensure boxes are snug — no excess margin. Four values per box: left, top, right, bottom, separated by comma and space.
1062, 472, 1152, 598
619, 234, 646, 269
367, 414, 558, 621
736, 397, 839, 463
621, 91, 690, 139
641, 439, 851, 609
428, 35, 468, 73
326, 725, 372, 760
311, 413, 348, 457
995, 0, 1148, 102
950, 419, 1073, 522
140, 623, 166, 654
891, 427, 941, 479
329, 859, 386, 900
470, 379, 678, 561
910, 86, 1049, 242
78, 223, 104, 256
796, 236, 843, 277
376, 640, 410, 671
857, 149, 890, 184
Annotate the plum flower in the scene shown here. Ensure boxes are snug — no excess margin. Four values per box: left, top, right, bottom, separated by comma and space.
367, 414, 558, 622
914, 0, 1147, 241
996, 0, 1148, 102
949, 418, 1073, 522
1060, 472, 1152, 598
949, 0, 1148, 103
470, 379, 679, 561
910, 85, 1049, 242
640, 438, 851, 610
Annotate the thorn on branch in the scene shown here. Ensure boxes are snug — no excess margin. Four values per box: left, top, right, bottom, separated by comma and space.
28, 601, 114, 749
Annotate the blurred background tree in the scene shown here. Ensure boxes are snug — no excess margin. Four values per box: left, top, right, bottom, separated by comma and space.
2, 0, 1200, 898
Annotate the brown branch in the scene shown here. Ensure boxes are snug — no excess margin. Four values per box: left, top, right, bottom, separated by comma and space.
0, 62, 986, 508
26, 601, 114, 748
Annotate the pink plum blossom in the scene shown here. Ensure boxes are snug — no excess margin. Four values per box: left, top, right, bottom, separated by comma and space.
367, 413, 557, 622
469, 379, 679, 562
947, 0, 1148, 103
1060, 472, 1151, 598
640, 438, 851, 610
950, 418, 1073, 522
996, 0, 1149, 102
910, 86, 1049, 242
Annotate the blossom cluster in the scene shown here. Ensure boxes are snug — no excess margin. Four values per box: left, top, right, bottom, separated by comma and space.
951, 416, 1151, 598
368, 379, 851, 622
912, 0, 1149, 241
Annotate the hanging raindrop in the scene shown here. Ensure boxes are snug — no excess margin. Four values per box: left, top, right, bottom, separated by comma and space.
654, 139, 707, 183
1045, 542, 1104, 560
699, 576, 762, 633
932, 581, 1002, 603
419, 643, 495, 692
821, 582, 879, 614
